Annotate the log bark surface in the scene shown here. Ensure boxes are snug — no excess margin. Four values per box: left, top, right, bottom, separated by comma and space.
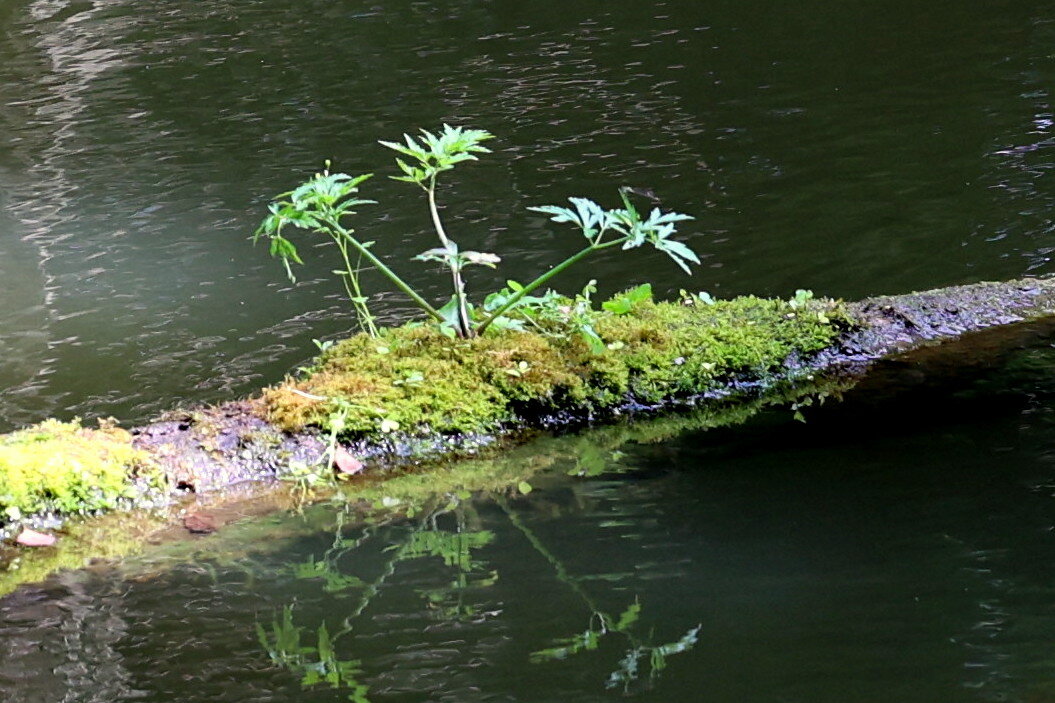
129, 278, 1055, 497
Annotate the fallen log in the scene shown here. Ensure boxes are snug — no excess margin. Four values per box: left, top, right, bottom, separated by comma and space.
3, 277, 1055, 542
129, 277, 1055, 493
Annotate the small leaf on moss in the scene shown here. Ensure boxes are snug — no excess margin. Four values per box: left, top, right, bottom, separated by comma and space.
16, 529, 57, 547
333, 447, 364, 475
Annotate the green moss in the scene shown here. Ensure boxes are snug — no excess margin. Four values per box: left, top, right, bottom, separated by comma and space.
594, 296, 845, 400
0, 419, 159, 518
266, 329, 510, 434
0, 509, 170, 597
264, 293, 855, 438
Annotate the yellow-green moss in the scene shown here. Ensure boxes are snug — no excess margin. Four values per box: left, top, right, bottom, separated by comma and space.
593, 296, 845, 401
0, 419, 159, 518
264, 294, 854, 438
0, 509, 170, 597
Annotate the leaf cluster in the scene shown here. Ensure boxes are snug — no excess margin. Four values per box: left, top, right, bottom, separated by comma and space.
254, 167, 374, 283
380, 125, 494, 187
529, 188, 699, 274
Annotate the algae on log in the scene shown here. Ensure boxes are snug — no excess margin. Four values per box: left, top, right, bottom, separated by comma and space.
3, 278, 1055, 535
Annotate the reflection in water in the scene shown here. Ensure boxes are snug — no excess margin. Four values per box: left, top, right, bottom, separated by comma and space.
980, 12, 1055, 276
258, 503, 496, 701
0, 214, 48, 429
0, 570, 138, 703
258, 495, 700, 701
257, 606, 370, 701
501, 499, 700, 694
3, 342, 1055, 702
0, 0, 133, 424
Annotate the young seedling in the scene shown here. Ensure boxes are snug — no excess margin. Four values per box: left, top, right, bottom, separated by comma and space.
380, 125, 498, 338
257, 126, 701, 342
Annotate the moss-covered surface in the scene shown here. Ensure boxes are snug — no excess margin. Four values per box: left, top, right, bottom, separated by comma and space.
264, 294, 852, 439
5, 277, 1055, 594
0, 419, 160, 520
0, 388, 848, 598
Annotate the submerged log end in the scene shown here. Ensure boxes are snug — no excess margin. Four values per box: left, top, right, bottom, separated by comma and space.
828, 277, 1055, 368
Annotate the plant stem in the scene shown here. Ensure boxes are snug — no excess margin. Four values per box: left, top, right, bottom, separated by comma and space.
334, 236, 379, 337
427, 179, 452, 249
327, 218, 445, 324
476, 238, 625, 335
427, 181, 473, 338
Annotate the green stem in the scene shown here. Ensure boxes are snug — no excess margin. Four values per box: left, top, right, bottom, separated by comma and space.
352, 251, 379, 336
476, 238, 625, 335
334, 238, 379, 337
427, 182, 473, 338
427, 179, 452, 249
328, 220, 444, 324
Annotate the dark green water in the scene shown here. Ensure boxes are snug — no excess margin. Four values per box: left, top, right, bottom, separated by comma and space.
3, 1, 1055, 701
1, 0, 1054, 426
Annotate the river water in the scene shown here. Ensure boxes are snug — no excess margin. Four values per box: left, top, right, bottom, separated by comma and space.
2, 1, 1055, 701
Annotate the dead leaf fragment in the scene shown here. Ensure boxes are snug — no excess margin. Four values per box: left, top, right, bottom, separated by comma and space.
182, 513, 218, 534
16, 529, 57, 547
333, 447, 364, 475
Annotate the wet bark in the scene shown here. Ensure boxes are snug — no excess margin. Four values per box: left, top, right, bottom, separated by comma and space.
128, 277, 1055, 498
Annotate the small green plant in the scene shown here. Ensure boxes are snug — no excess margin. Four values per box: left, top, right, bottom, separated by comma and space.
380, 126, 498, 338
254, 164, 443, 337
255, 125, 700, 341
602, 283, 653, 315
788, 288, 814, 309
473, 186, 697, 336
476, 278, 607, 352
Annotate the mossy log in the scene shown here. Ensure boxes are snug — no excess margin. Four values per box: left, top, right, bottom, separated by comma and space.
4, 277, 1055, 534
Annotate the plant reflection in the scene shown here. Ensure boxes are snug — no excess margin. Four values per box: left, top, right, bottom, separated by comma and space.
256, 496, 496, 701
251, 398, 821, 698
257, 483, 702, 698
256, 605, 370, 702
500, 498, 700, 692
